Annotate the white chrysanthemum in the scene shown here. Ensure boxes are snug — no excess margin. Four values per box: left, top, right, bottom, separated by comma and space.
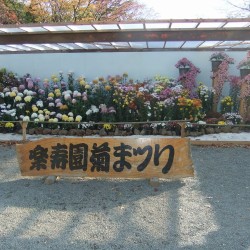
56, 113, 62, 119
197, 120, 206, 125
91, 105, 99, 113
86, 109, 92, 116
23, 116, 30, 121
31, 113, 38, 119
36, 100, 43, 107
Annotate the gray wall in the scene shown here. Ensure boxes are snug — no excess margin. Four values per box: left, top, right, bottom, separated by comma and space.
0, 51, 246, 93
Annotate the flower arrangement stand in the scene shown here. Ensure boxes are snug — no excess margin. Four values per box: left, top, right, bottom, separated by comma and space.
211, 61, 222, 72
239, 79, 250, 121
211, 77, 219, 112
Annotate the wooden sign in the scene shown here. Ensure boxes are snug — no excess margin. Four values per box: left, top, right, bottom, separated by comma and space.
16, 137, 194, 179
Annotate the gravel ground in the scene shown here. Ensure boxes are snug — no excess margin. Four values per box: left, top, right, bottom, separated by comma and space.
0, 145, 249, 250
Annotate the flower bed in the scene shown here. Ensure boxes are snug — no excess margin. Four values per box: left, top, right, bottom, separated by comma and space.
1, 51, 250, 135
0, 70, 205, 127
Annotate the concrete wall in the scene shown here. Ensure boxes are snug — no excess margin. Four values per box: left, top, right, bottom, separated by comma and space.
0, 51, 246, 93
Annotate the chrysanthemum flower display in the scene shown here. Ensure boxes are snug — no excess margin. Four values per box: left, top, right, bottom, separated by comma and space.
177, 96, 202, 121
0, 63, 248, 133
220, 96, 234, 113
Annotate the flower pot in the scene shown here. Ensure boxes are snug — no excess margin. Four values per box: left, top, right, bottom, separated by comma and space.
179, 67, 189, 76
240, 69, 250, 78
211, 60, 222, 72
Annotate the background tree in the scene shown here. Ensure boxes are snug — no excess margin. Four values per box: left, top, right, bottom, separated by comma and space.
0, 0, 35, 24
226, 0, 250, 17
0, 0, 19, 24
26, 0, 152, 23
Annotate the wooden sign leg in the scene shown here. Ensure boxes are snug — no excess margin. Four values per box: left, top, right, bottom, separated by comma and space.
19, 121, 28, 142
178, 122, 186, 138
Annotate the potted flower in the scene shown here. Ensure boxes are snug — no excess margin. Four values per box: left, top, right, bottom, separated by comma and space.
175, 57, 191, 75
209, 52, 234, 112
209, 52, 234, 72
237, 52, 250, 78
220, 96, 233, 113
175, 58, 200, 96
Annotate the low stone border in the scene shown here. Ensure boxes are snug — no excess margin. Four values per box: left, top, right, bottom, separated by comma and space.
191, 140, 250, 147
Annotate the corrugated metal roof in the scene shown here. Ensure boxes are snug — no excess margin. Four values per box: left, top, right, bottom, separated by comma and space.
0, 18, 249, 53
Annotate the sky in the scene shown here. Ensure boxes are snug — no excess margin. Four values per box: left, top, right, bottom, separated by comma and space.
138, 0, 246, 19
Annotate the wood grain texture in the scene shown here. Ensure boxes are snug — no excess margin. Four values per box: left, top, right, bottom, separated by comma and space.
16, 137, 194, 179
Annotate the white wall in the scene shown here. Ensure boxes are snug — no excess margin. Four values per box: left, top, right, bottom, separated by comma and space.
0, 51, 246, 92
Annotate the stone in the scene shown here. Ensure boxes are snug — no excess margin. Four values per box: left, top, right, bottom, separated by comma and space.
99, 128, 107, 136
44, 176, 58, 185
69, 129, 77, 135
127, 131, 133, 136
51, 129, 59, 135
75, 129, 85, 136
140, 129, 146, 135
231, 127, 240, 133
35, 127, 43, 134
160, 128, 167, 135
114, 128, 122, 136
205, 127, 214, 134
166, 131, 173, 136
59, 129, 68, 135
171, 131, 177, 136
43, 128, 52, 135
221, 126, 231, 133
190, 131, 198, 137
133, 128, 141, 135
121, 131, 127, 136
214, 127, 221, 133
28, 128, 35, 135
152, 128, 159, 135
85, 129, 93, 136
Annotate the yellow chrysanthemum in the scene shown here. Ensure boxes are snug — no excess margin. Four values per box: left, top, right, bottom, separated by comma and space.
9, 91, 17, 97
48, 92, 54, 98
5, 122, 14, 128
24, 96, 32, 102
32, 106, 38, 112
105, 85, 111, 91
218, 121, 226, 125
103, 123, 112, 130
79, 80, 86, 86
62, 114, 69, 121
15, 96, 22, 102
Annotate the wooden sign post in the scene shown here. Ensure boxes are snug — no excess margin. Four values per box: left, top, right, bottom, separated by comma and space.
16, 137, 194, 180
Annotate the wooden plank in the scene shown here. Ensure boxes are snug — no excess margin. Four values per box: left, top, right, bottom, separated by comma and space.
1, 29, 249, 45
16, 137, 194, 179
